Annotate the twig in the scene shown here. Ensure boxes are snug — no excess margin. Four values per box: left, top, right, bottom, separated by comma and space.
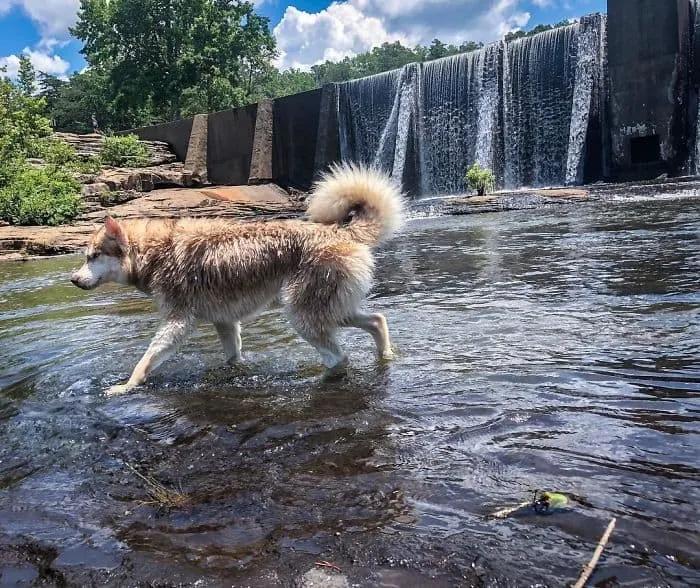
315, 561, 342, 573
490, 501, 530, 519
572, 517, 616, 588
123, 461, 191, 509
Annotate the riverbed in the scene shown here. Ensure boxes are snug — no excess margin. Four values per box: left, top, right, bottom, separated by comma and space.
1, 195, 698, 586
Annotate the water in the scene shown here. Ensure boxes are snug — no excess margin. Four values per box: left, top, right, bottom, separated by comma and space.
1, 197, 699, 585
338, 15, 607, 195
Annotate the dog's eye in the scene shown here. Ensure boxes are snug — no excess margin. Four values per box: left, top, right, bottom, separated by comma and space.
87, 252, 101, 261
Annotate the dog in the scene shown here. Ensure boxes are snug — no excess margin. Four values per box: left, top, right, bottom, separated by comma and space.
70, 163, 404, 395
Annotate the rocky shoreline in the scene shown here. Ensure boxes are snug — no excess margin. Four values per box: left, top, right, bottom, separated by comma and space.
2, 135, 699, 262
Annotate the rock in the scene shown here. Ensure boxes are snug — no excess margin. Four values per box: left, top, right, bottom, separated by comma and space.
52, 132, 178, 166
94, 163, 189, 193
0, 183, 305, 260
81, 183, 110, 198
300, 568, 349, 588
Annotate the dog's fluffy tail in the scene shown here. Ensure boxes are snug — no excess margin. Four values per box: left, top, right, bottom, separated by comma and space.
307, 163, 404, 245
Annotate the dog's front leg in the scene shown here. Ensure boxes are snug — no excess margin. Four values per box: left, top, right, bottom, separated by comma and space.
105, 317, 194, 396
214, 321, 243, 363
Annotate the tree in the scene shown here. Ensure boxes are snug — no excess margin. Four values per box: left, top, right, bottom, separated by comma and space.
505, 19, 572, 42
71, 0, 276, 121
0, 67, 51, 166
17, 55, 36, 96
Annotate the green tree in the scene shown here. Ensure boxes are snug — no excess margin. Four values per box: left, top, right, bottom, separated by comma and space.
72, 0, 276, 122
0, 67, 52, 167
17, 55, 37, 96
0, 67, 82, 226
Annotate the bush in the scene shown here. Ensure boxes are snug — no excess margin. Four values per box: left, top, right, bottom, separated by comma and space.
0, 165, 82, 226
30, 138, 102, 175
99, 134, 150, 167
465, 163, 495, 196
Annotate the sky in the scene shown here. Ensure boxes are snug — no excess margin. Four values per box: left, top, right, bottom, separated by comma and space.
0, 0, 607, 79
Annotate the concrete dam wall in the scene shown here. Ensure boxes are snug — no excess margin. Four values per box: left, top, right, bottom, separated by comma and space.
129, 0, 700, 196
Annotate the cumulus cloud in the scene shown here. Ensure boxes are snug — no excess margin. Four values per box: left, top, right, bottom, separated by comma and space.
0, 0, 80, 42
274, 4, 409, 70
0, 47, 70, 79
275, 0, 532, 70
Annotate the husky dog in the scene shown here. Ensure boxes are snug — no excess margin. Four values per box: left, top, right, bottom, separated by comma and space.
70, 164, 403, 395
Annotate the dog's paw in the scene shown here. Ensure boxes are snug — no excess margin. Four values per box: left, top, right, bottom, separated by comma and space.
379, 349, 395, 362
104, 383, 134, 396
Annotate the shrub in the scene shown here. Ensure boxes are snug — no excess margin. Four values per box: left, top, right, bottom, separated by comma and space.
0, 165, 82, 226
30, 138, 102, 175
465, 163, 495, 196
99, 134, 150, 167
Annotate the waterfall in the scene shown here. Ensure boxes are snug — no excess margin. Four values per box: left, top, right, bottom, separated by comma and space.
337, 14, 607, 196
691, 0, 700, 175
503, 22, 593, 188
338, 66, 421, 192
421, 43, 502, 194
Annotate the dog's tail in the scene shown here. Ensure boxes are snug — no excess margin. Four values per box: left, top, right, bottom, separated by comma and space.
306, 163, 404, 245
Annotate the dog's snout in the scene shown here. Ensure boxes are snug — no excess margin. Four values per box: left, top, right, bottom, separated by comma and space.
70, 273, 80, 286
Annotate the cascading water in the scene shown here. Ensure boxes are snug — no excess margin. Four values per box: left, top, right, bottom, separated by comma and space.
504, 15, 607, 188
337, 14, 607, 196
338, 65, 421, 191
421, 43, 502, 194
690, 0, 700, 175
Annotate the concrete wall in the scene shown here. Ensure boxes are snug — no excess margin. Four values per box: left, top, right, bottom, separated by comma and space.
131, 117, 194, 162
206, 104, 258, 185
607, 0, 690, 178
128, 89, 337, 189
273, 89, 322, 190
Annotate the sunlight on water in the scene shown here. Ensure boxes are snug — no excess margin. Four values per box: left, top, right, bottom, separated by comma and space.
0, 197, 698, 585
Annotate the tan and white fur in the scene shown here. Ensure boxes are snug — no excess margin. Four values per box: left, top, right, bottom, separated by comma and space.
70, 163, 404, 396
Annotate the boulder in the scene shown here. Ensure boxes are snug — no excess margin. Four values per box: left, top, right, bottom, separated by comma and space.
52, 132, 178, 166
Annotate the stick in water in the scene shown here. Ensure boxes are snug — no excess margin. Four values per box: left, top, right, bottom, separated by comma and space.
572, 517, 617, 588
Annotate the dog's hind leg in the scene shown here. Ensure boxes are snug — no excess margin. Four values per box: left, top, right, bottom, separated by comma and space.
215, 321, 242, 363
347, 312, 393, 360
105, 316, 194, 396
293, 323, 348, 373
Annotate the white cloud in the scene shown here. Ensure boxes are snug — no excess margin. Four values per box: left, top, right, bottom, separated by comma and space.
274, 4, 410, 70
0, 0, 80, 42
0, 47, 70, 79
274, 0, 532, 70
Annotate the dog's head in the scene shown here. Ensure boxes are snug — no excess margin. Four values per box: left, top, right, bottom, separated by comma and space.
70, 217, 129, 290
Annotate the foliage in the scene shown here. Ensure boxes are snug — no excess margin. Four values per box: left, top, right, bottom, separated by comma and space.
0, 68, 52, 165
99, 134, 150, 167
247, 66, 316, 103
72, 0, 276, 121
310, 39, 484, 85
34, 138, 102, 174
0, 165, 82, 226
505, 20, 573, 42
17, 55, 36, 96
465, 163, 495, 195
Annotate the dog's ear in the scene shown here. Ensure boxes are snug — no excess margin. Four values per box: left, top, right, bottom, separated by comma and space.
104, 216, 127, 249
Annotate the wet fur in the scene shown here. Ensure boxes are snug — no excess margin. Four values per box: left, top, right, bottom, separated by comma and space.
70, 164, 404, 395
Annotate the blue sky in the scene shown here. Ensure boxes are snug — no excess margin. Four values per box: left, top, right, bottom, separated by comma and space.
0, 0, 607, 78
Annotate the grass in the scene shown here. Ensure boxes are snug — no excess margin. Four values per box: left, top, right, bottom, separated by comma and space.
123, 461, 191, 509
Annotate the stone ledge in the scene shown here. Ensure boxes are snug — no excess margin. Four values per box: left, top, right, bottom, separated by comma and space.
0, 184, 305, 260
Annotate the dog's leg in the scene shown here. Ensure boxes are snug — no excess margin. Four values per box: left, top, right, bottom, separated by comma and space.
105, 317, 194, 396
348, 312, 393, 360
295, 326, 348, 373
215, 321, 243, 363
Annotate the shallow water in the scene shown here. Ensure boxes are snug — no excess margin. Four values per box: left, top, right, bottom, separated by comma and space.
0, 197, 699, 586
